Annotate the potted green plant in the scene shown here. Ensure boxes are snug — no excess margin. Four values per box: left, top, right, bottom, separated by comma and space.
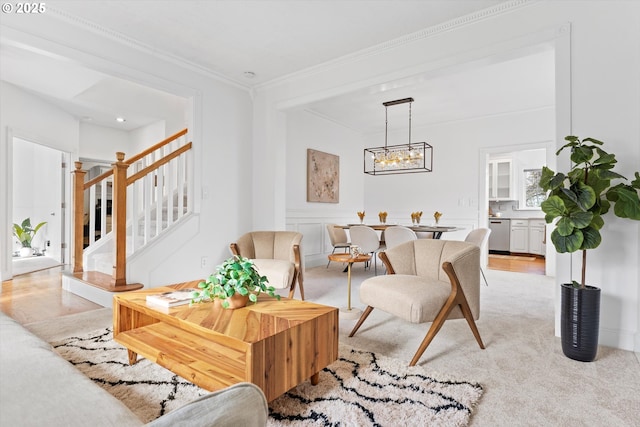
13, 218, 47, 257
540, 136, 640, 361
192, 255, 280, 309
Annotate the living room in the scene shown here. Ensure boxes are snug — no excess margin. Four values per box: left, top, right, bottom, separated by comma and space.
1, 1, 639, 426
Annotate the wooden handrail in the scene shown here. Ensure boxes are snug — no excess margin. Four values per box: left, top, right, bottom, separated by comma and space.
73, 128, 191, 289
127, 142, 192, 186
125, 128, 188, 165
83, 168, 114, 190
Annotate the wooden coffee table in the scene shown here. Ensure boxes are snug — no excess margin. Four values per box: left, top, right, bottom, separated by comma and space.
113, 280, 338, 402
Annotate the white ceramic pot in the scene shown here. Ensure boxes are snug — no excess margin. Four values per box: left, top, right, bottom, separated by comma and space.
19, 247, 32, 257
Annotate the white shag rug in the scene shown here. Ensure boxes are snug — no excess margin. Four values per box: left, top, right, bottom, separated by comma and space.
52, 327, 483, 427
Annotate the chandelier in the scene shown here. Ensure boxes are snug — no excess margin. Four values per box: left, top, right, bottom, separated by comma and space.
364, 97, 433, 175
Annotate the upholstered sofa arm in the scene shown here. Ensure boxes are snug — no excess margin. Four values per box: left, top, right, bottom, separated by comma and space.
145, 382, 268, 427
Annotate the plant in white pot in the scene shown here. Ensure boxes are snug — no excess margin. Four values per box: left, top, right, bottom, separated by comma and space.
191, 255, 280, 309
540, 136, 640, 361
13, 218, 47, 257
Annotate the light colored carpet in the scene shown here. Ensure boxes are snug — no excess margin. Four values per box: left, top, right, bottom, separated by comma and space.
50, 327, 482, 426
12, 256, 61, 276
26, 265, 640, 426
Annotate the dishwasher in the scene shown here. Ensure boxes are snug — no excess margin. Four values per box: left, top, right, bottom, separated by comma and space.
488, 219, 510, 253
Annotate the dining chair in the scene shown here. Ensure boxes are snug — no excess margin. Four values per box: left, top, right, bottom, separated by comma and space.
415, 231, 434, 239
326, 224, 351, 268
229, 231, 304, 300
383, 225, 417, 249
349, 239, 484, 366
465, 228, 491, 286
349, 225, 385, 275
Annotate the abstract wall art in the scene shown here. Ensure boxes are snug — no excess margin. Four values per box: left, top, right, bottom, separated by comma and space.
307, 149, 339, 203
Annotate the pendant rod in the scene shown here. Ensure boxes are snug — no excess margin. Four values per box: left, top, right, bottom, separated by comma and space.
384, 105, 388, 150
382, 97, 414, 107
408, 101, 412, 149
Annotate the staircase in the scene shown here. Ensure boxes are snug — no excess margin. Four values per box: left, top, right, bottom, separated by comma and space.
62, 129, 193, 306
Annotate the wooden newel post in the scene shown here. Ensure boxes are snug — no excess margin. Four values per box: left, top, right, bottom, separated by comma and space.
112, 152, 129, 287
73, 162, 87, 273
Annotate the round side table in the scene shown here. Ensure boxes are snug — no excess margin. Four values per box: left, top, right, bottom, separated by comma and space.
327, 253, 371, 319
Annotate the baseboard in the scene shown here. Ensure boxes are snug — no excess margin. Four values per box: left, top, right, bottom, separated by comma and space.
599, 327, 636, 352
62, 273, 113, 308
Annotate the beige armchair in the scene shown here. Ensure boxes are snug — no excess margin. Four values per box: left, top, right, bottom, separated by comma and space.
349, 239, 485, 366
230, 231, 304, 300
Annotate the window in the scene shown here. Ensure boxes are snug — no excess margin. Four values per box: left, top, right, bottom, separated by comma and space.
523, 169, 546, 208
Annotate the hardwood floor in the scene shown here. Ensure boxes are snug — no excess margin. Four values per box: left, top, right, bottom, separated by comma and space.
488, 254, 545, 275
2, 256, 546, 325
0, 266, 101, 324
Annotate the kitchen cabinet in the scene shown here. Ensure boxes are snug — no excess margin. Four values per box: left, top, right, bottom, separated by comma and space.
528, 220, 546, 255
488, 159, 513, 201
510, 219, 529, 253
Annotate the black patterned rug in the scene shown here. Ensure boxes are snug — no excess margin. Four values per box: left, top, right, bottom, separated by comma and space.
53, 328, 483, 426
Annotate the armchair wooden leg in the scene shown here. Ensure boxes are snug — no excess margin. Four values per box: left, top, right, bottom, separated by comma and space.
410, 261, 485, 366
287, 273, 305, 300
410, 296, 457, 366
348, 306, 374, 337
288, 277, 297, 299
297, 273, 305, 301
459, 298, 485, 349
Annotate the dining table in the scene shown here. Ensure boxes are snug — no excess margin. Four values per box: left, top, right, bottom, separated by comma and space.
336, 224, 462, 239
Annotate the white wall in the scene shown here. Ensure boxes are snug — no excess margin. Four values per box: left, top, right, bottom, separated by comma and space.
363, 108, 553, 229
1, 16, 254, 287
255, 1, 640, 351
129, 121, 166, 154
0, 81, 79, 279
2, 1, 638, 352
79, 122, 129, 162
286, 110, 364, 265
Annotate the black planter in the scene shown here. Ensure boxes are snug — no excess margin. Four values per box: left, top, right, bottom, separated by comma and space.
560, 283, 601, 362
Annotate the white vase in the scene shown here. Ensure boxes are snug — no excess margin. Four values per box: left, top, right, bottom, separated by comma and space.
19, 247, 32, 257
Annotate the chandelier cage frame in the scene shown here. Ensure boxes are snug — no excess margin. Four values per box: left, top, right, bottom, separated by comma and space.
364, 97, 433, 176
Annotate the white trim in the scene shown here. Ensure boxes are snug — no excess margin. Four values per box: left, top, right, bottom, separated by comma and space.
272, 23, 567, 112
42, 6, 252, 91
258, 0, 537, 90
1, 129, 74, 280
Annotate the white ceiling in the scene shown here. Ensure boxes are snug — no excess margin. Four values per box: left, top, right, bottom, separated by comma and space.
0, 0, 554, 133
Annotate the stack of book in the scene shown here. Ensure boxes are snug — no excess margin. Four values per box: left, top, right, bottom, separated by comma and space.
146, 289, 198, 307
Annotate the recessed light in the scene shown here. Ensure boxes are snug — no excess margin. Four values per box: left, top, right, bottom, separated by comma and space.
116, 117, 126, 123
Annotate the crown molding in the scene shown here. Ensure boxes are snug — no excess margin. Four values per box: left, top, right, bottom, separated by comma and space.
257, 0, 536, 91
44, 6, 252, 92
313, 104, 555, 137
34, 1, 536, 94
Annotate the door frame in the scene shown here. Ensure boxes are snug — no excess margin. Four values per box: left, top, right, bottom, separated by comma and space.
478, 141, 555, 276
3, 128, 72, 279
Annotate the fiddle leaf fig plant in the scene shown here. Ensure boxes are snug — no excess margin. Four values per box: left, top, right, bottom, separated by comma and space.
540, 136, 640, 288
191, 255, 280, 308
